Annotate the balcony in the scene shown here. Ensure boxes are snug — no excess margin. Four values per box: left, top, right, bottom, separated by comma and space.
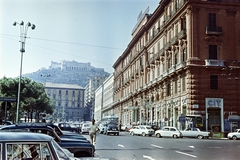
178, 29, 186, 39
205, 59, 224, 66
206, 26, 222, 35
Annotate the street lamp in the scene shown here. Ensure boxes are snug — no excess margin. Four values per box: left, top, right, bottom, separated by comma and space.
13, 21, 36, 124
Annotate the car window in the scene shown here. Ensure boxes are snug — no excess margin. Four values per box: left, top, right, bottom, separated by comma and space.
193, 128, 197, 131
6, 142, 53, 160
146, 126, 151, 129
170, 128, 176, 131
163, 128, 169, 131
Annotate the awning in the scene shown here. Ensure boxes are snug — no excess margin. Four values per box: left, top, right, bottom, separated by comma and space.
228, 115, 240, 122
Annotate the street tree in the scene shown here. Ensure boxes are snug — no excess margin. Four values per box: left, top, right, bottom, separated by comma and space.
0, 77, 54, 122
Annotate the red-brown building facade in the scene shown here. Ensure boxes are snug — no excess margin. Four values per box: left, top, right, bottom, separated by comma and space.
112, 0, 240, 137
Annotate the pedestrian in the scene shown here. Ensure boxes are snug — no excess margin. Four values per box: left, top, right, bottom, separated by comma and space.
89, 119, 99, 145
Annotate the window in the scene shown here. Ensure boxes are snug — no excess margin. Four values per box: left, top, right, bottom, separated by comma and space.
210, 75, 218, 89
167, 83, 171, 96
175, 80, 178, 94
182, 48, 187, 62
182, 76, 186, 91
209, 45, 217, 59
209, 13, 216, 27
174, 53, 178, 65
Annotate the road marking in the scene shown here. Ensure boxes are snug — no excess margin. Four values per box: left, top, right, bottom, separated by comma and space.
188, 145, 195, 148
143, 155, 156, 160
151, 144, 163, 148
118, 144, 125, 148
176, 151, 197, 158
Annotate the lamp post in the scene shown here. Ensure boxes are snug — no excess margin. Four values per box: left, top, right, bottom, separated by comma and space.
13, 21, 36, 124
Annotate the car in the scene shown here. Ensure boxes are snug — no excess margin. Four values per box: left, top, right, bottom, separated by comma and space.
227, 129, 240, 140
99, 122, 108, 134
81, 123, 91, 134
47, 123, 88, 141
129, 125, 154, 136
0, 132, 78, 160
155, 126, 183, 138
121, 124, 132, 132
103, 123, 119, 136
181, 127, 210, 139
0, 123, 95, 157
55, 122, 78, 132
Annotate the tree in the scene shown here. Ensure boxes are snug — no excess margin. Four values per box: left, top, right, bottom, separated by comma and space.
0, 77, 54, 122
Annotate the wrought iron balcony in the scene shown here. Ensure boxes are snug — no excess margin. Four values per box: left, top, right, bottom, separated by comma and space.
206, 26, 222, 35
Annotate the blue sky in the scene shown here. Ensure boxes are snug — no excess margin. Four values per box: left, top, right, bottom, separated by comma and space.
0, 0, 159, 78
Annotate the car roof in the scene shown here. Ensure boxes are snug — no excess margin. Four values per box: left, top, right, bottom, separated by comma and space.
0, 132, 52, 141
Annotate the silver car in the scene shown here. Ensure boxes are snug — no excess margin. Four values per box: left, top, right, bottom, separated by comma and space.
155, 126, 183, 138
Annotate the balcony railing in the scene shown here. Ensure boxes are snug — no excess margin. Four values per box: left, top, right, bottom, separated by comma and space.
206, 26, 222, 35
205, 59, 224, 66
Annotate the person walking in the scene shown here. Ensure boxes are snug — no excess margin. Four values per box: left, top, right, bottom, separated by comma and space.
89, 119, 99, 145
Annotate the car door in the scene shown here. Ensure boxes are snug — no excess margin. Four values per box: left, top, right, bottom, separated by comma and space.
135, 126, 141, 135
161, 127, 169, 137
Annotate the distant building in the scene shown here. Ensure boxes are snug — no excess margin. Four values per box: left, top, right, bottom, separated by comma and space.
94, 73, 114, 121
44, 82, 85, 122
49, 60, 104, 72
84, 77, 107, 120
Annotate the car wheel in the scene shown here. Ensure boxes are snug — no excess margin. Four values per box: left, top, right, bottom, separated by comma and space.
130, 132, 134, 136
173, 134, 178, 138
232, 136, 237, 140
156, 133, 161, 138
197, 135, 203, 139
142, 132, 146, 136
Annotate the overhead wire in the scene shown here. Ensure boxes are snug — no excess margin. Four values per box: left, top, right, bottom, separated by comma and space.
0, 33, 123, 66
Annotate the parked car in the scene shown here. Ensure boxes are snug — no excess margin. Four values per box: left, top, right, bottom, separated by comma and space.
81, 123, 91, 134
48, 123, 87, 140
99, 122, 108, 134
227, 129, 240, 140
181, 127, 210, 139
0, 132, 78, 160
155, 126, 183, 138
121, 124, 132, 132
55, 122, 78, 132
129, 125, 154, 136
103, 123, 119, 136
0, 124, 95, 157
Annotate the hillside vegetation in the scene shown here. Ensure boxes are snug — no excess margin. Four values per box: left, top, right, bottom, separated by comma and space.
24, 68, 110, 87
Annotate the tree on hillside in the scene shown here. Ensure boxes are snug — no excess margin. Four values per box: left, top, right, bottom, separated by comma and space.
0, 77, 54, 122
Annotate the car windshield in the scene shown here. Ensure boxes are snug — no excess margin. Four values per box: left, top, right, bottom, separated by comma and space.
51, 139, 71, 159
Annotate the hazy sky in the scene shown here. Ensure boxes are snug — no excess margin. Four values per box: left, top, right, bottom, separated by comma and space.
0, 0, 159, 78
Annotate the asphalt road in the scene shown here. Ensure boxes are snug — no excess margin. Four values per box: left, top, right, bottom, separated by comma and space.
82, 132, 240, 160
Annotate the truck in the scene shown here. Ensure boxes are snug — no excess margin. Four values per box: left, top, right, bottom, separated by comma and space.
181, 127, 210, 139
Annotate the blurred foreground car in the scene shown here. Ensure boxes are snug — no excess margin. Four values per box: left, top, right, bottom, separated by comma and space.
181, 127, 210, 139
0, 123, 95, 157
227, 129, 240, 140
129, 125, 154, 136
0, 132, 79, 160
155, 126, 183, 138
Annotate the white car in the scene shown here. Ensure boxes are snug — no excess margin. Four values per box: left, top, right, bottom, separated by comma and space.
227, 129, 240, 140
81, 123, 90, 134
181, 127, 210, 139
129, 125, 154, 136
99, 123, 107, 134
155, 126, 183, 138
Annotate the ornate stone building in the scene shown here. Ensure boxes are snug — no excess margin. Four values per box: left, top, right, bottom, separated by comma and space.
112, 0, 240, 137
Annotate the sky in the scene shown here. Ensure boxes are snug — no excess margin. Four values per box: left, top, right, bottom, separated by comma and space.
0, 0, 159, 78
